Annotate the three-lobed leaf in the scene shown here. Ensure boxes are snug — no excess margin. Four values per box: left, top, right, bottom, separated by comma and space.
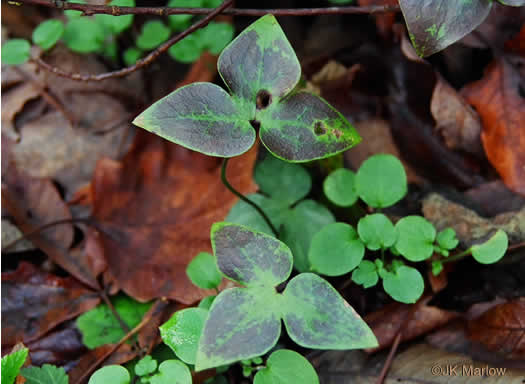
186, 252, 222, 290
436, 228, 459, 251
395, 216, 436, 262
253, 349, 319, 384
323, 168, 358, 207
471, 229, 508, 264
357, 213, 396, 251
135, 355, 157, 377
32, 20, 64, 51
352, 260, 379, 288
1, 347, 28, 384
382, 265, 424, 304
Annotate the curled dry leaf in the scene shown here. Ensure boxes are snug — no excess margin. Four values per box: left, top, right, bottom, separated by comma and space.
462, 59, 525, 196
1, 262, 99, 347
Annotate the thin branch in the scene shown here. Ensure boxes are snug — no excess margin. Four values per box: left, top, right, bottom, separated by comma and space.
15, 1, 401, 17
31, 0, 234, 82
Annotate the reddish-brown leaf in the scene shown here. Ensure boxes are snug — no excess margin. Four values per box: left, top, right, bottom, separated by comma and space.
1, 262, 99, 347
88, 131, 257, 303
468, 298, 525, 360
462, 59, 525, 196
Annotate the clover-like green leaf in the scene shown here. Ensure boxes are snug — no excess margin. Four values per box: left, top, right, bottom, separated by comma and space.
399, 0, 493, 57
211, 222, 293, 287
1, 347, 28, 384
436, 228, 459, 251
255, 154, 312, 205
186, 252, 222, 290
1, 39, 31, 66
136, 20, 170, 50
254, 349, 319, 384
357, 213, 396, 251
309, 223, 364, 276
382, 265, 424, 304
282, 273, 378, 349
133, 83, 255, 157
280, 200, 335, 272
195, 287, 282, 371
395, 216, 436, 262
32, 20, 64, 51
259, 92, 361, 162
471, 229, 508, 264
323, 168, 358, 207
89, 365, 129, 384
63, 18, 105, 53
352, 260, 379, 288
149, 360, 191, 384
135, 356, 157, 377
355, 154, 407, 208
95, 0, 135, 35
218, 14, 300, 103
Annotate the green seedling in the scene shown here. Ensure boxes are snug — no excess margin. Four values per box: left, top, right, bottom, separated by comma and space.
1, 347, 28, 384
253, 349, 319, 384
89, 360, 191, 384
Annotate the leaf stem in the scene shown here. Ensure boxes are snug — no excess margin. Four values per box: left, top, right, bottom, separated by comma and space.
221, 158, 279, 238
441, 248, 472, 264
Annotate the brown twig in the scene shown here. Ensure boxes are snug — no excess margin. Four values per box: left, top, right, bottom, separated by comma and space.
31, 0, 234, 82
15, 1, 400, 17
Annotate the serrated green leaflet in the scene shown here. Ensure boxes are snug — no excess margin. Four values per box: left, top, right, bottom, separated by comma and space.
254, 349, 319, 384
282, 273, 378, 349
211, 222, 292, 287
160, 307, 208, 364
135, 355, 157, 377
352, 260, 379, 288
133, 83, 255, 157
471, 229, 508, 264
1, 39, 31, 65
395, 216, 436, 262
355, 154, 407, 208
259, 92, 360, 162
357, 213, 396, 251
89, 366, 129, 384
399, 0, 493, 57
280, 200, 335, 272
63, 18, 105, 53
309, 223, 364, 276
436, 228, 458, 250
382, 265, 424, 304
323, 168, 358, 207
255, 155, 311, 205
149, 360, 191, 384
1, 348, 28, 384
186, 252, 222, 290
22, 364, 68, 384
32, 20, 64, 51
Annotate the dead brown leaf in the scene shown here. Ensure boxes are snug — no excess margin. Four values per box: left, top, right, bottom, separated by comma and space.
462, 59, 525, 196
357, 0, 398, 37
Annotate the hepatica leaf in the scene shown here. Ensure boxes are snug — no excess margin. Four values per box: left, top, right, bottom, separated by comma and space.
471, 229, 508, 264
382, 266, 424, 304
395, 216, 436, 262
309, 223, 365, 276
357, 213, 396, 251
160, 307, 208, 365
186, 252, 222, 290
323, 168, 358, 207
254, 349, 319, 384
259, 92, 361, 162
282, 273, 378, 349
399, 0, 493, 57
1, 348, 28, 384
133, 83, 255, 157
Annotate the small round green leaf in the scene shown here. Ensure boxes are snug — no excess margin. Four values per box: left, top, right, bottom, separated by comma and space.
95, 0, 135, 34
254, 349, 319, 384
255, 155, 312, 205
357, 213, 396, 251
355, 154, 407, 208
136, 21, 170, 50
395, 216, 436, 261
160, 308, 208, 364
186, 252, 222, 290
32, 20, 64, 51
471, 229, 508, 264
123, 47, 142, 66
135, 355, 157, 377
149, 360, 191, 384
1, 39, 31, 65
436, 227, 459, 251
200, 22, 235, 55
63, 18, 105, 53
309, 223, 364, 276
168, 33, 203, 63
89, 365, 130, 384
351, 260, 379, 288
382, 266, 424, 304
323, 168, 358, 207
64, 0, 85, 19
432, 260, 443, 276
167, 0, 202, 31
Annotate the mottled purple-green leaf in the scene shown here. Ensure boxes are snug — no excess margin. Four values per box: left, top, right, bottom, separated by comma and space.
211, 222, 293, 287
259, 92, 361, 162
218, 14, 301, 103
498, 0, 525, 5
133, 83, 254, 157
282, 273, 378, 350
195, 287, 282, 371
399, 0, 493, 57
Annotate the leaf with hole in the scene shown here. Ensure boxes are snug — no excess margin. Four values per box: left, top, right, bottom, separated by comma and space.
135, 355, 157, 377
95, 0, 135, 35
280, 200, 335, 272
309, 223, 364, 276
399, 0, 493, 57
436, 228, 458, 251
355, 154, 407, 208
357, 213, 396, 251
471, 229, 508, 264
1, 39, 31, 65
89, 365, 129, 384
21, 364, 68, 384
133, 83, 255, 157
254, 349, 319, 384
160, 308, 208, 364
323, 168, 358, 207
32, 20, 64, 51
1, 348, 28, 384
382, 265, 424, 304
63, 18, 105, 53
149, 360, 191, 384
136, 20, 170, 50
395, 216, 436, 262
255, 154, 312, 205
186, 252, 222, 290
352, 260, 379, 288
